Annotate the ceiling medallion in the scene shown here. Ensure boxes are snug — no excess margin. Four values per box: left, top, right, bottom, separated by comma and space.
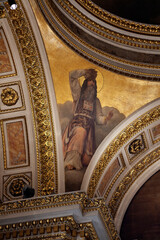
1, 87, 19, 106
128, 139, 143, 154
9, 179, 25, 197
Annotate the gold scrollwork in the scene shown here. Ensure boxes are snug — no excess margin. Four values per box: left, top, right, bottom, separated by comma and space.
76, 0, 160, 35
59, 0, 160, 48
41, 0, 160, 79
0, 192, 120, 239
128, 139, 143, 154
4, 0, 57, 195
1, 87, 19, 106
0, 216, 98, 240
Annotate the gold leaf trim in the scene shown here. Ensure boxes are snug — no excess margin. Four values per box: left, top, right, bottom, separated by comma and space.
39, 0, 160, 80
76, 0, 160, 35
0, 192, 120, 240
60, 0, 160, 49
4, 0, 58, 195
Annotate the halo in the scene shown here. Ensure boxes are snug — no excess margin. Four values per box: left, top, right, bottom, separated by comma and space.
79, 68, 104, 93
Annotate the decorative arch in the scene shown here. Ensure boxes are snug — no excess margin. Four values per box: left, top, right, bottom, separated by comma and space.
81, 98, 160, 227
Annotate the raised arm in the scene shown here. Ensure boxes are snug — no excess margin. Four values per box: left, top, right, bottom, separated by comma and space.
69, 69, 86, 101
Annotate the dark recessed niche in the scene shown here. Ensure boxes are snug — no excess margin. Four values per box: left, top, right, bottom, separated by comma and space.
91, 0, 160, 24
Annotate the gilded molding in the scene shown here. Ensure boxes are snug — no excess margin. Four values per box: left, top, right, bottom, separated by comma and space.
0, 120, 7, 169
76, 0, 160, 35
108, 147, 160, 218
0, 216, 98, 240
0, 192, 120, 240
39, 0, 160, 81
87, 106, 160, 198
58, 0, 160, 49
3, 1, 58, 195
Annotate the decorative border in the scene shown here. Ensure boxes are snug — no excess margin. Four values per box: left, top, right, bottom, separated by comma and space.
76, 0, 160, 35
0, 5, 5, 18
0, 120, 7, 169
87, 106, 160, 198
3, 0, 58, 195
38, 0, 160, 81
104, 161, 126, 200
59, 0, 160, 50
0, 216, 98, 240
0, 192, 120, 240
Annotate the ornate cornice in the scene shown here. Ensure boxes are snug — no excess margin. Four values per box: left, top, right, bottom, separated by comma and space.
0, 192, 120, 240
0, 216, 98, 239
60, 0, 160, 49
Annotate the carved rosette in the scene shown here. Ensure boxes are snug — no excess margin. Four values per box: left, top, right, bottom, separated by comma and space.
1, 87, 19, 106
9, 179, 25, 197
4, 1, 57, 195
128, 139, 143, 154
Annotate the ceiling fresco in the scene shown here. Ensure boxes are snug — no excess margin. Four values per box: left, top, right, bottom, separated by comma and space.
0, 1, 160, 239
31, 1, 160, 191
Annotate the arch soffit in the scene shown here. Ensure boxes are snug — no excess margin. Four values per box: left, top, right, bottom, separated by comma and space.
81, 98, 160, 222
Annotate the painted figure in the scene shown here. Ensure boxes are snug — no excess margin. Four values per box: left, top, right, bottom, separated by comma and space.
62, 69, 113, 170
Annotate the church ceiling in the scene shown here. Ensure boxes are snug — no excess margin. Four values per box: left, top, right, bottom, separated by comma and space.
38, 0, 160, 80
0, 1, 160, 239
91, 0, 160, 25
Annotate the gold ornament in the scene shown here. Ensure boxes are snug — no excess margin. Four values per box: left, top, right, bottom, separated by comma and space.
129, 139, 143, 154
1, 87, 19, 106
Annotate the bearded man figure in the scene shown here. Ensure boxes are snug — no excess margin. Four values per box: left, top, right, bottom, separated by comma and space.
62, 69, 113, 170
